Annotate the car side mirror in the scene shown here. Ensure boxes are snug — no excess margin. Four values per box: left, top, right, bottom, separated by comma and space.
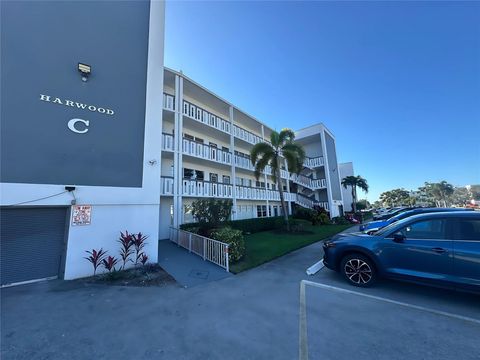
393, 233, 405, 243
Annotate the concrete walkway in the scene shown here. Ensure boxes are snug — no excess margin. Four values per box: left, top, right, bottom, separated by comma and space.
158, 240, 232, 287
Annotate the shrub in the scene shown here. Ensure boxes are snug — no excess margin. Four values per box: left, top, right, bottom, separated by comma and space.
191, 199, 233, 232
318, 213, 330, 225
210, 226, 245, 263
332, 216, 350, 225
181, 216, 290, 234
293, 207, 315, 221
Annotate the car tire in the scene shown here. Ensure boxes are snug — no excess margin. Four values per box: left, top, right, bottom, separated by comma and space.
340, 254, 376, 287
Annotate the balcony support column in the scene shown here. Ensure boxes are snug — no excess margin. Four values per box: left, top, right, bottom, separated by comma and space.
173, 74, 183, 227
229, 106, 237, 220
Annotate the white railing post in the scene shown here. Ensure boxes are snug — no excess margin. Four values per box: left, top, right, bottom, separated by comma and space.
225, 245, 229, 272
188, 233, 192, 253
203, 238, 206, 260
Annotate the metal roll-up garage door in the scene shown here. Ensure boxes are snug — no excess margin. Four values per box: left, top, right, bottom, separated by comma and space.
1, 207, 68, 286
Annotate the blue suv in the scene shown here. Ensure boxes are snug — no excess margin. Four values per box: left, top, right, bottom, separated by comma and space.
360, 207, 474, 234
323, 212, 480, 292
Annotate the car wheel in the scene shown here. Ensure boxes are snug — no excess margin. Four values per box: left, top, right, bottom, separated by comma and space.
340, 254, 376, 287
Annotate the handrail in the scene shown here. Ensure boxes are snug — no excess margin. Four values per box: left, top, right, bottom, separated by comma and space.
169, 227, 229, 272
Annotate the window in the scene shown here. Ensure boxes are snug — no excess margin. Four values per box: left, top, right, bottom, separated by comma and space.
453, 219, 480, 241
183, 168, 194, 179
271, 184, 276, 191
273, 206, 279, 217
184, 133, 194, 141
400, 219, 446, 240
210, 173, 218, 183
257, 205, 267, 218
195, 137, 204, 144
195, 170, 204, 181
222, 175, 230, 184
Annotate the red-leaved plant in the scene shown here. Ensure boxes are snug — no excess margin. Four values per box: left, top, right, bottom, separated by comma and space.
131, 232, 148, 266
140, 253, 148, 266
84, 248, 107, 275
118, 231, 134, 269
102, 256, 119, 272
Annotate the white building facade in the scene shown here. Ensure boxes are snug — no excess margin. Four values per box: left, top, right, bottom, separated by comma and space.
158, 68, 345, 240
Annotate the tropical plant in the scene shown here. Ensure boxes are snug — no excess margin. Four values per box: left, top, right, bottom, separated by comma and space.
102, 256, 119, 272
379, 188, 410, 207
139, 254, 149, 266
84, 248, 108, 275
341, 176, 369, 212
118, 230, 134, 269
250, 128, 305, 231
131, 232, 148, 266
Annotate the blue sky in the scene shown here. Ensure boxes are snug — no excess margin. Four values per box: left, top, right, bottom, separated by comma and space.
164, 1, 480, 201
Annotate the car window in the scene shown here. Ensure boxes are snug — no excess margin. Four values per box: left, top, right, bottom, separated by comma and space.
400, 219, 446, 240
453, 219, 480, 241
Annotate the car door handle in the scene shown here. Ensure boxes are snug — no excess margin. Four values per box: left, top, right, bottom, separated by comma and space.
431, 247, 447, 254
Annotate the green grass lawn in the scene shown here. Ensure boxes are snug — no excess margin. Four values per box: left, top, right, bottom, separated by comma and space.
230, 222, 352, 273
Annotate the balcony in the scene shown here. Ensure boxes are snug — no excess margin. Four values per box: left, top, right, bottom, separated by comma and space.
163, 93, 175, 111
182, 137, 232, 165
234, 154, 254, 171
304, 156, 324, 168
183, 99, 231, 135
233, 124, 262, 146
160, 177, 296, 201
162, 133, 174, 152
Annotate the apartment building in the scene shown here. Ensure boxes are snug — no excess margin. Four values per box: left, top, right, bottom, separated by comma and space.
158, 68, 345, 239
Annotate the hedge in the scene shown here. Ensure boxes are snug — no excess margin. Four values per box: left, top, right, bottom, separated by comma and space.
180, 216, 287, 234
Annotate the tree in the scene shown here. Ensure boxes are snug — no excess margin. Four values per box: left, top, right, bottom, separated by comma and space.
250, 128, 305, 231
379, 188, 410, 207
191, 198, 233, 234
356, 199, 370, 211
451, 187, 471, 207
341, 175, 369, 213
423, 181, 454, 207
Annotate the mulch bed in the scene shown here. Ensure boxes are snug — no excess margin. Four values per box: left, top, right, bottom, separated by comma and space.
82, 264, 177, 287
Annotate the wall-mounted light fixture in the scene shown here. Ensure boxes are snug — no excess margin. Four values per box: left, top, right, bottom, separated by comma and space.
78, 63, 91, 82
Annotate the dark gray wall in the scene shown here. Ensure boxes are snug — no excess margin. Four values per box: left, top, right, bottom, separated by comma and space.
1, 0, 151, 187
325, 132, 342, 201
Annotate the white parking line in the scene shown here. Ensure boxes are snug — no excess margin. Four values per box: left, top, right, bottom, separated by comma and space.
298, 279, 480, 360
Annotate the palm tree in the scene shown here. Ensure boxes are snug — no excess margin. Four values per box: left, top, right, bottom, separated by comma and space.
250, 129, 305, 231
341, 175, 369, 213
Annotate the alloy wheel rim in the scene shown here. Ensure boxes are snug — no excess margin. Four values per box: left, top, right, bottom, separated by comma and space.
344, 259, 372, 284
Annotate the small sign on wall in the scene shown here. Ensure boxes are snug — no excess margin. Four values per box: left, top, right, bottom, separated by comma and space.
72, 205, 92, 226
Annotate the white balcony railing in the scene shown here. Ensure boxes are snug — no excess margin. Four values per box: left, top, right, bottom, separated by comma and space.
183, 100, 231, 135
162, 133, 174, 151
233, 125, 263, 146
161, 177, 297, 202
163, 93, 175, 111
182, 137, 232, 165
235, 154, 255, 171
161, 177, 174, 195
304, 156, 324, 168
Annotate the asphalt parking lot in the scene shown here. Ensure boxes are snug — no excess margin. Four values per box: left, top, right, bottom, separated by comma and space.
301, 276, 480, 360
2, 237, 479, 360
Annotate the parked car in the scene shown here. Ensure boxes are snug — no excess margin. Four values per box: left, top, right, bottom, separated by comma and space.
360, 207, 474, 234
323, 211, 480, 292
372, 207, 412, 220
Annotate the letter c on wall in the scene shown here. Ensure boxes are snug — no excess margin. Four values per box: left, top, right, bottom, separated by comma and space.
68, 118, 89, 134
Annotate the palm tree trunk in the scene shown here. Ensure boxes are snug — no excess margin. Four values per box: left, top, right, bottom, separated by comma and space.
352, 186, 357, 213
276, 167, 290, 231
